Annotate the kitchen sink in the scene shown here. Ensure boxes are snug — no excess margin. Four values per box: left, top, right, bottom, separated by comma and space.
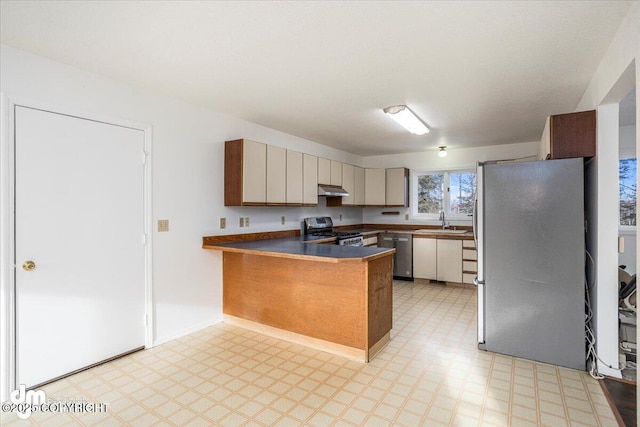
414, 229, 468, 234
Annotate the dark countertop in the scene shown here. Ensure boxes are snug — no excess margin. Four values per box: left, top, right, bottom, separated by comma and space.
204, 236, 395, 262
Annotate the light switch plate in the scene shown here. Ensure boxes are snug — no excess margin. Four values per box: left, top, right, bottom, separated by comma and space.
220, 218, 226, 229
158, 219, 169, 232
239, 217, 245, 227
281, 216, 285, 225
245, 217, 250, 227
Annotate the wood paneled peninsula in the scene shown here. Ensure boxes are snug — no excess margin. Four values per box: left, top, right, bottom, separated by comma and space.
203, 235, 395, 362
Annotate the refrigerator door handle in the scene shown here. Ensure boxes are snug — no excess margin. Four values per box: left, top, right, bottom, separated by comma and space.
473, 277, 484, 287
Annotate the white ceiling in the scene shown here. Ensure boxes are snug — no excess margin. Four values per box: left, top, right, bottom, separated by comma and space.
0, 1, 632, 156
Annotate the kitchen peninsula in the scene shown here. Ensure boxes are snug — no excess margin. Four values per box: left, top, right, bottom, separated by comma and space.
202, 235, 395, 362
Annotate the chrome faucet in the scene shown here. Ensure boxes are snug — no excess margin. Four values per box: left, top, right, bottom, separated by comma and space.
439, 211, 448, 229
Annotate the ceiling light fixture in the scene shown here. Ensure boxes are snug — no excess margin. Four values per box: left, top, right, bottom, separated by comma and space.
438, 146, 447, 157
383, 105, 429, 135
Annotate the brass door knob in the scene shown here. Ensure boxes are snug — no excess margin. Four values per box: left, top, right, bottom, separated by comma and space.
22, 261, 36, 271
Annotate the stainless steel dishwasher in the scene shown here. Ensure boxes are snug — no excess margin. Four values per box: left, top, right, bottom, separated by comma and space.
380, 233, 413, 280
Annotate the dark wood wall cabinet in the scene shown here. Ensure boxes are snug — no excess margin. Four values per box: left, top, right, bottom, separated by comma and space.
538, 110, 596, 160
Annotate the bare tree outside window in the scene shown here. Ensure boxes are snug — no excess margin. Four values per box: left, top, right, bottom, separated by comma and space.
620, 158, 637, 226
449, 172, 476, 214
417, 173, 444, 213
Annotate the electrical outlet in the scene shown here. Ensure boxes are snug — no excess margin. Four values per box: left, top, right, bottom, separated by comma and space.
339, 214, 342, 221
239, 217, 245, 227
220, 218, 226, 229
405, 214, 409, 220
158, 219, 169, 232
281, 216, 285, 225
245, 217, 250, 227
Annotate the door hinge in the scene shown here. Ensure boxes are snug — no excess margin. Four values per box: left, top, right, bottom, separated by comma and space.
142, 151, 147, 164
142, 234, 147, 245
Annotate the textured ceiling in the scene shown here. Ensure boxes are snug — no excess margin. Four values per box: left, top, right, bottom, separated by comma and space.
0, 1, 632, 156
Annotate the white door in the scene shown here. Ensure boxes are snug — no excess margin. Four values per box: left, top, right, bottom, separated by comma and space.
15, 106, 146, 388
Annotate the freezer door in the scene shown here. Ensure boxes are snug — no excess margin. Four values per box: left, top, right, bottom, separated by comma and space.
483, 158, 585, 370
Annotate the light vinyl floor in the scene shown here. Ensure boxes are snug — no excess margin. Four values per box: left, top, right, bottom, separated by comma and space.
2, 281, 617, 426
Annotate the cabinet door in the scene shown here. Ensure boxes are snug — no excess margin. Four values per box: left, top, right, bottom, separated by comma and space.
413, 237, 437, 280
386, 168, 408, 207
550, 110, 596, 159
354, 166, 365, 206
436, 239, 462, 283
303, 154, 318, 205
318, 157, 331, 185
286, 150, 303, 205
242, 140, 267, 204
365, 168, 386, 205
342, 163, 355, 205
266, 145, 286, 204
330, 160, 342, 186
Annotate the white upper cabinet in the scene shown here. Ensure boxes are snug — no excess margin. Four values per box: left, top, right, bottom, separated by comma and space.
318, 157, 331, 185
303, 154, 318, 205
330, 160, 342, 186
226, 139, 411, 209
354, 166, 365, 206
365, 168, 386, 206
242, 140, 267, 204
266, 145, 286, 204
341, 163, 355, 205
386, 167, 409, 207
286, 150, 303, 205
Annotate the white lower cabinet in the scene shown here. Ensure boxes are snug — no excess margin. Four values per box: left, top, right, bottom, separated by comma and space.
413, 237, 463, 283
413, 237, 437, 279
363, 234, 378, 247
436, 240, 462, 283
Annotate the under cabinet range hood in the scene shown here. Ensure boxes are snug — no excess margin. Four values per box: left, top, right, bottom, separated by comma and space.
318, 185, 349, 197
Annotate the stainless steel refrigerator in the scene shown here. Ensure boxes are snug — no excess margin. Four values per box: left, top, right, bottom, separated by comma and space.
474, 158, 585, 370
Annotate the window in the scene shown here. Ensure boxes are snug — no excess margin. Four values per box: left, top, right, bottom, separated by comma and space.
412, 169, 476, 218
620, 158, 636, 226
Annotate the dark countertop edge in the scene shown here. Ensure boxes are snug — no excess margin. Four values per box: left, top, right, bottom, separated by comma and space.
202, 225, 474, 247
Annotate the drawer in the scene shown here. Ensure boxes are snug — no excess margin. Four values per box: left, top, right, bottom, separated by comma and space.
463, 249, 477, 260
463, 260, 477, 272
463, 240, 476, 248
463, 273, 475, 284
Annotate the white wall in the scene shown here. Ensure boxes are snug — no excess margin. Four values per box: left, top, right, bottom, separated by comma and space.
576, 2, 640, 377
619, 124, 637, 158
362, 141, 538, 226
0, 44, 364, 381
595, 103, 623, 376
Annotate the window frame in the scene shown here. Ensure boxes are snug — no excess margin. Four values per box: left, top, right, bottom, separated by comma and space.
410, 167, 476, 220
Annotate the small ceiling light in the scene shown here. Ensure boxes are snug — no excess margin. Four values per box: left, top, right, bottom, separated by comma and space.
438, 146, 447, 157
383, 105, 429, 135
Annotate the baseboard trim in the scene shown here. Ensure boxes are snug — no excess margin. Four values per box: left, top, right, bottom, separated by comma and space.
153, 318, 221, 347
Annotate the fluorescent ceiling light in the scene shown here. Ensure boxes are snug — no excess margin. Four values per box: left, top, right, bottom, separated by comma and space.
383, 105, 429, 135
438, 146, 447, 157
